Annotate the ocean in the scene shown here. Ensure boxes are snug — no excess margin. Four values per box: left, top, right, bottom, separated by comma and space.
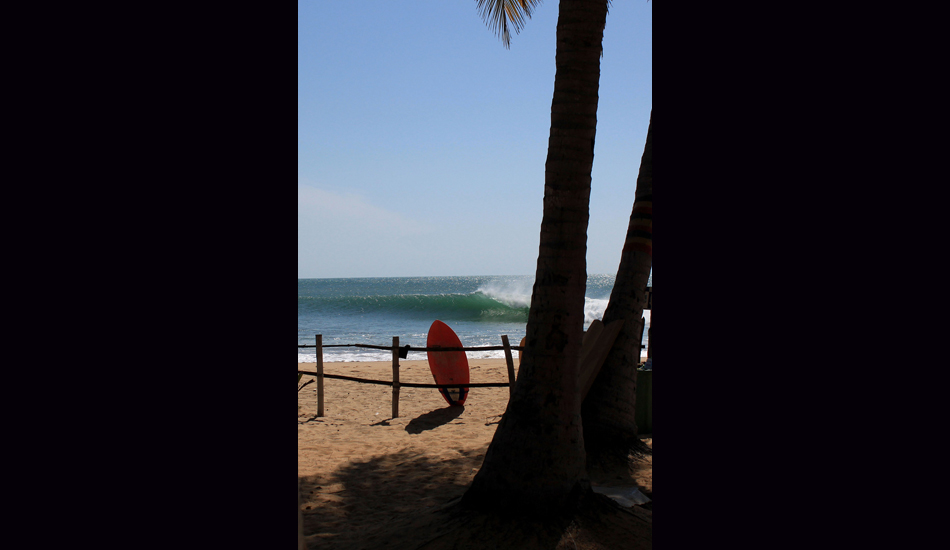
298, 274, 651, 363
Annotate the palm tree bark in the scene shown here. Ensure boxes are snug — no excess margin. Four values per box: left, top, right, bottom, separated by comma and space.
462, 0, 608, 516
582, 111, 653, 462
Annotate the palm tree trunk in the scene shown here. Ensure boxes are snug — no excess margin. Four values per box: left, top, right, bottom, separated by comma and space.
582, 111, 653, 462
462, 0, 608, 516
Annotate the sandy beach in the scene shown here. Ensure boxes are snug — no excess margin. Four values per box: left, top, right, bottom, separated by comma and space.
298, 358, 652, 549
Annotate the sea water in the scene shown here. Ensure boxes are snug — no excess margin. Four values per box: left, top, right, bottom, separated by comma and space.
298, 274, 651, 363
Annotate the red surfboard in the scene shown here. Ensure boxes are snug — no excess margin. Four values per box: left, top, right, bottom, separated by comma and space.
426, 320, 470, 406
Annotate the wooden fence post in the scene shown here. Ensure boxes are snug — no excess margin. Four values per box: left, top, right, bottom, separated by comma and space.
316, 334, 324, 417
392, 336, 400, 418
501, 335, 516, 397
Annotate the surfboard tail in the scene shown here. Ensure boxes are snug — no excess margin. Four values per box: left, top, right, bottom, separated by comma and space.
441, 386, 469, 406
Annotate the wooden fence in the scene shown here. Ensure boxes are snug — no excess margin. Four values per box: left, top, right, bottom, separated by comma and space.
297, 335, 523, 418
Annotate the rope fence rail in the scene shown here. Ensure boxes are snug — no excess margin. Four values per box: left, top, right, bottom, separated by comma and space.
297, 372, 514, 389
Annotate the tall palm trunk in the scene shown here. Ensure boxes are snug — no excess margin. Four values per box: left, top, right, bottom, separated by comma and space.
582, 111, 652, 461
462, 0, 609, 516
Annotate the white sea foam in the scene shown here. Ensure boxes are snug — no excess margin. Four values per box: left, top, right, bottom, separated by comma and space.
298, 349, 510, 363
584, 301, 651, 326
584, 297, 609, 327
476, 278, 533, 309
302, 346, 644, 364
584, 302, 650, 360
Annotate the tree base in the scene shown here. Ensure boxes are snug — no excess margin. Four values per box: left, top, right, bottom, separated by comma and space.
460, 477, 589, 520
585, 428, 652, 471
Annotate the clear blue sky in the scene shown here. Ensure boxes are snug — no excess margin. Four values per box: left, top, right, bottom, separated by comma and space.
298, 1, 652, 278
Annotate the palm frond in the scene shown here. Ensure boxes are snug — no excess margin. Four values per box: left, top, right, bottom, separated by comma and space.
476, 0, 542, 48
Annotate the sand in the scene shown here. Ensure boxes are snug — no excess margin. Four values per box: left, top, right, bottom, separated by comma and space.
298, 358, 652, 549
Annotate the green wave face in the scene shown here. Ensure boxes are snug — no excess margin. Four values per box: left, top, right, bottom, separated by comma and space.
298, 292, 530, 322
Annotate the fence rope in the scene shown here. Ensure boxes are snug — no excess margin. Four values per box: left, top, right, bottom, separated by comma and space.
297, 370, 511, 388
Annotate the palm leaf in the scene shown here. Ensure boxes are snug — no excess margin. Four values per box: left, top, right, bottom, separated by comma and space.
475, 0, 542, 48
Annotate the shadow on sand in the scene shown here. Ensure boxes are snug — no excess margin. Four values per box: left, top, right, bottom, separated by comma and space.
299, 446, 488, 550
299, 441, 653, 550
405, 406, 464, 434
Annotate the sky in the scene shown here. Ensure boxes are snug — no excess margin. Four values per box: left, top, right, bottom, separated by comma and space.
298, 1, 652, 279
